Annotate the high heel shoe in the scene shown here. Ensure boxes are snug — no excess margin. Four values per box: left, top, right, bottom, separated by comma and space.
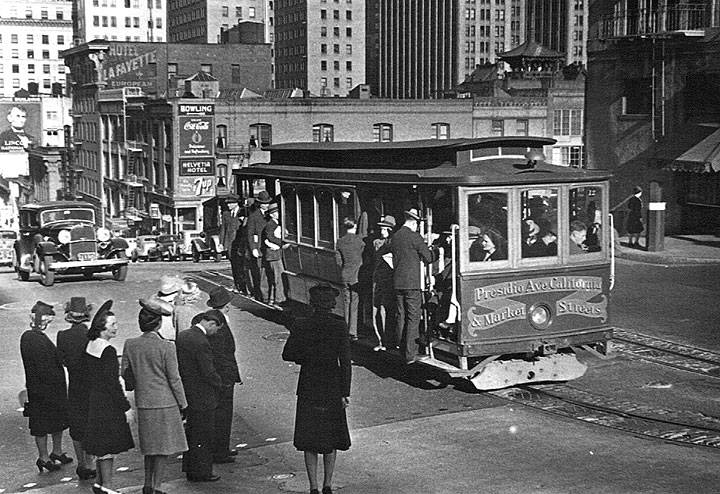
49, 452, 73, 464
36, 458, 61, 472
76, 466, 97, 480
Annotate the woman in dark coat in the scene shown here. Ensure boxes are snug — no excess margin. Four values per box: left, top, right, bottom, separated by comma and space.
627, 185, 644, 247
282, 285, 351, 494
56, 297, 96, 480
82, 300, 134, 494
20, 301, 70, 473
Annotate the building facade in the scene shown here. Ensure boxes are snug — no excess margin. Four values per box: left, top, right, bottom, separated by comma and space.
167, 0, 268, 43
0, 0, 72, 97
74, 0, 167, 43
526, 0, 588, 66
586, 0, 720, 234
273, 0, 366, 96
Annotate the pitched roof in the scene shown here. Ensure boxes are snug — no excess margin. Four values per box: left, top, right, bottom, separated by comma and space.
497, 39, 565, 60
186, 71, 218, 82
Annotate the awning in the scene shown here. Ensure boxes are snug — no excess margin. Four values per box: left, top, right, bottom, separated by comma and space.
670, 128, 720, 173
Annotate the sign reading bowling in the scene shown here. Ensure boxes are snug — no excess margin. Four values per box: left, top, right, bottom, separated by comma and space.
178, 104, 214, 158
102, 43, 158, 90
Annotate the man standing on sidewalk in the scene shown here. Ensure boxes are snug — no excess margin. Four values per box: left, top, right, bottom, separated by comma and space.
206, 287, 243, 464
263, 203, 286, 308
246, 190, 273, 300
335, 217, 365, 341
390, 208, 436, 364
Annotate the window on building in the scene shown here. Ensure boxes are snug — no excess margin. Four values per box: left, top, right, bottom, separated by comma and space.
373, 123, 393, 142
623, 78, 652, 115
12, 64, 19, 73
216, 124, 227, 149
27, 34, 34, 43
11, 49, 18, 59
56, 10, 63, 20
516, 119, 529, 136
125, 17, 131, 27
125, 0, 130, 7
201, 63, 212, 73
333, 27, 339, 36
553, 109, 582, 136
491, 119, 504, 136
25, 8, 32, 18
346, 44, 352, 55
249, 7, 255, 17
333, 77, 340, 87
346, 27, 352, 36
321, 9, 327, 19
43, 79, 51, 88
346, 61, 352, 71
320, 77, 327, 87
43, 64, 51, 74
111, 16, 117, 27
28, 64, 35, 74
333, 60, 340, 70
431, 122, 450, 140
101, 16, 108, 27
11, 34, 18, 44
57, 35, 65, 45
12, 79, 20, 88
156, 0, 161, 8
313, 124, 334, 142
42, 50, 50, 59
321, 60, 327, 71
133, 17, 140, 27
320, 44, 327, 54
231, 64, 241, 83
222, 5, 228, 16
27, 50, 34, 59
346, 10, 352, 20
346, 77, 352, 88
559, 146, 585, 168
156, 17, 162, 27
250, 123, 272, 148
42, 35, 49, 44
58, 64, 65, 73
321, 27, 327, 37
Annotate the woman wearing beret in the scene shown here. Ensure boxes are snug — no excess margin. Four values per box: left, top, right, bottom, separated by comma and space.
81, 300, 134, 494
122, 298, 188, 494
57, 297, 96, 480
282, 285, 351, 494
20, 301, 71, 473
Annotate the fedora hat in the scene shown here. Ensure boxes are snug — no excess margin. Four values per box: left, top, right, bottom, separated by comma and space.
198, 310, 224, 326
207, 286, 233, 308
139, 297, 173, 316
377, 215, 396, 228
404, 208, 421, 221
255, 190, 272, 204
308, 284, 340, 309
159, 275, 183, 296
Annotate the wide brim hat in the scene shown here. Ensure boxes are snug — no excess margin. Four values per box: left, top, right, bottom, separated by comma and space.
207, 286, 233, 308
309, 284, 340, 309
255, 190, 273, 204
377, 215, 396, 228
139, 297, 173, 316
90, 300, 113, 331
404, 208, 421, 221
197, 310, 224, 326
159, 275, 183, 296
181, 281, 201, 298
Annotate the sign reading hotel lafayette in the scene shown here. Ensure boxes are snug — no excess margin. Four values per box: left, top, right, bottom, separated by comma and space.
466, 276, 608, 334
179, 158, 215, 176
101, 43, 158, 90
178, 103, 215, 158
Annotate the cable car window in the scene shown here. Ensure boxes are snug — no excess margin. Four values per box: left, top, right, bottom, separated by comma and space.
282, 186, 298, 241
335, 188, 356, 235
520, 188, 559, 259
467, 192, 508, 262
298, 188, 315, 245
317, 189, 334, 248
569, 186, 603, 254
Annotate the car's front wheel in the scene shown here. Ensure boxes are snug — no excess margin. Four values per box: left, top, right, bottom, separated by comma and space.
40, 255, 55, 287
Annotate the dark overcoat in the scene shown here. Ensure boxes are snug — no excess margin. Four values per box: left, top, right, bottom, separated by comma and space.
176, 325, 223, 411
208, 314, 242, 385
56, 323, 89, 440
390, 225, 435, 290
245, 208, 267, 255
219, 209, 242, 252
20, 330, 69, 436
335, 232, 365, 285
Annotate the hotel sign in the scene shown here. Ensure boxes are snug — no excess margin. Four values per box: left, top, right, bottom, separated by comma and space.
102, 43, 158, 90
179, 158, 215, 176
178, 104, 215, 158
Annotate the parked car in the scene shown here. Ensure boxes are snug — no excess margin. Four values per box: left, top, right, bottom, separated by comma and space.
13, 201, 129, 286
0, 230, 18, 267
180, 230, 221, 262
156, 234, 182, 261
123, 236, 137, 258
131, 235, 160, 262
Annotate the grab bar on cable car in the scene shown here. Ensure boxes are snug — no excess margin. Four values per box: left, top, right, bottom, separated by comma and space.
447, 224, 461, 324
609, 213, 616, 291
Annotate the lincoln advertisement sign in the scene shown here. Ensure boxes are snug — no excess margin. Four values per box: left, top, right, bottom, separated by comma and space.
101, 43, 158, 91
178, 104, 214, 158
0, 101, 42, 178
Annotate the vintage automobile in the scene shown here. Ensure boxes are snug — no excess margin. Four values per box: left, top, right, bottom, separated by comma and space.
123, 237, 137, 258
0, 230, 18, 267
156, 234, 182, 261
180, 230, 221, 262
13, 201, 129, 286
131, 235, 160, 262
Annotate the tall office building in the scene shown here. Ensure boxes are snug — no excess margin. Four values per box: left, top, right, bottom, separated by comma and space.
74, 0, 167, 43
167, 0, 269, 43
373, 0, 525, 99
526, 0, 588, 65
0, 0, 73, 97
273, 0, 366, 96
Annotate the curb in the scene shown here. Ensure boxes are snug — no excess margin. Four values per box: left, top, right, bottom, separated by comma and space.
616, 248, 720, 265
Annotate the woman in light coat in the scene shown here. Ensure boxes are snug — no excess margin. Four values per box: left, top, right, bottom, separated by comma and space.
122, 298, 188, 494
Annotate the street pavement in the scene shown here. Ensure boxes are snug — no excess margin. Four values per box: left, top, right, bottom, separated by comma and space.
4, 236, 720, 494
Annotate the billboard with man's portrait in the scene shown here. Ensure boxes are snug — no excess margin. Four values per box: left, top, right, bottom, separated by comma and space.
0, 101, 42, 178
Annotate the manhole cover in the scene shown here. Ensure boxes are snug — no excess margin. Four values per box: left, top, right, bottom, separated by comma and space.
271, 473, 295, 480
263, 332, 289, 342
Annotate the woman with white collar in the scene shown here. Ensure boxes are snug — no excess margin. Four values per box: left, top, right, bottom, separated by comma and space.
81, 300, 135, 494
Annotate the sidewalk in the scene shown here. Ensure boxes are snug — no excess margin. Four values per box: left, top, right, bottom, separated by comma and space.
616, 234, 720, 264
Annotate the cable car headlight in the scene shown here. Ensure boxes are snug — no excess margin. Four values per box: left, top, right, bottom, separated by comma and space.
58, 230, 71, 244
97, 227, 111, 242
528, 303, 552, 330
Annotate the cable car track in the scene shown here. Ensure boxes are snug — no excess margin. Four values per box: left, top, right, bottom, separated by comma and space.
611, 327, 720, 378
491, 384, 720, 450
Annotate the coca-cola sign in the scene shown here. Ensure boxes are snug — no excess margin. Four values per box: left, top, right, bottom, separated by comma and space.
183, 120, 210, 131
179, 113, 214, 158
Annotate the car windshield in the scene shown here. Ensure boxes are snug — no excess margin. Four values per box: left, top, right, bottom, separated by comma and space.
41, 208, 95, 225
0, 231, 17, 239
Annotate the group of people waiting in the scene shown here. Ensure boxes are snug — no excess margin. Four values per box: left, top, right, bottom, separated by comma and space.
19, 277, 243, 494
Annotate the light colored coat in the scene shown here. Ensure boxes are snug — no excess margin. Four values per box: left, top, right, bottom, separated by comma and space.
121, 332, 187, 410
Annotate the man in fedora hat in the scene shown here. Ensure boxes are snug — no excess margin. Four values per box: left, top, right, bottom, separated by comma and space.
245, 190, 273, 300
57, 297, 96, 479
176, 310, 224, 482
372, 215, 396, 350
153, 275, 183, 341
263, 203, 286, 308
205, 287, 242, 463
390, 208, 437, 364
219, 195, 249, 294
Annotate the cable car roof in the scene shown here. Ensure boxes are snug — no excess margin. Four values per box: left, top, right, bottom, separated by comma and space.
236, 137, 612, 185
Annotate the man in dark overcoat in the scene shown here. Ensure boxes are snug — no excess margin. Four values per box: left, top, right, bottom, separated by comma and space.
205, 286, 243, 464
176, 311, 224, 482
219, 195, 247, 294
263, 203, 286, 307
390, 208, 437, 364
245, 190, 273, 300
335, 217, 365, 340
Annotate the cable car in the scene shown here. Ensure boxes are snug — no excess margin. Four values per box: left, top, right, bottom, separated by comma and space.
234, 137, 614, 390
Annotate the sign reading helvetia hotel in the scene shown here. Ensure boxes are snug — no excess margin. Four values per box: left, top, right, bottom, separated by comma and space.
178, 103, 215, 177
179, 159, 215, 176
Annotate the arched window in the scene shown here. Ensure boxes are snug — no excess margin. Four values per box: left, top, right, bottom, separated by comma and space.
217, 163, 227, 188
249, 123, 272, 148
373, 123, 393, 142
216, 124, 227, 149
313, 123, 334, 142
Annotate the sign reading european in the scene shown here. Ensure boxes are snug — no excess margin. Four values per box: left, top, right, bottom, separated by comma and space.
179, 158, 215, 176
178, 103, 215, 158
102, 44, 158, 90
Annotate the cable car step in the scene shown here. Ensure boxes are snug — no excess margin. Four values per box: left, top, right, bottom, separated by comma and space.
469, 353, 588, 391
